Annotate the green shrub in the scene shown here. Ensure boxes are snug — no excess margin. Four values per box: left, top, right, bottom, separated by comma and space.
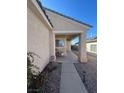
27, 52, 40, 88
27, 52, 57, 93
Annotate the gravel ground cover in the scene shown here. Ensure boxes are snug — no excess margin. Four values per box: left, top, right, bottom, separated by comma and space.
28, 62, 62, 93
43, 62, 62, 93
74, 61, 97, 93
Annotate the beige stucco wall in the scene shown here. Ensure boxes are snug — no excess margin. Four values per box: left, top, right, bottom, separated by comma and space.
27, 7, 51, 73
86, 42, 97, 54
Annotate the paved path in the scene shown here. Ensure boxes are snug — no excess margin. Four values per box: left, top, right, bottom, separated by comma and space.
58, 51, 88, 93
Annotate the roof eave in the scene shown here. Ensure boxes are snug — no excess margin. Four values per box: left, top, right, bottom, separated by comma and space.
36, 0, 54, 28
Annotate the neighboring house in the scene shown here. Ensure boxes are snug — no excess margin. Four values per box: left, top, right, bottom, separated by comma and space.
27, 0, 92, 72
86, 37, 97, 54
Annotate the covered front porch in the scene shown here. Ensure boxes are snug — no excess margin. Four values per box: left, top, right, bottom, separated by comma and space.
54, 32, 87, 62
45, 8, 92, 63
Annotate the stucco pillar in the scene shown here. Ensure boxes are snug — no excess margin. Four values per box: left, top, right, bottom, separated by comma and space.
79, 32, 87, 62
51, 32, 56, 61
64, 37, 67, 56
67, 40, 71, 51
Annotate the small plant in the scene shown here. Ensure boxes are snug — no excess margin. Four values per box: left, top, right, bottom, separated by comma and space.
27, 52, 40, 88
49, 55, 56, 62
27, 52, 58, 93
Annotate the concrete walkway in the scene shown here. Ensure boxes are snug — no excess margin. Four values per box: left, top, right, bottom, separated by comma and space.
58, 51, 88, 93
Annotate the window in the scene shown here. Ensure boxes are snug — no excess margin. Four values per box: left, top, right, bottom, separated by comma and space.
56, 40, 64, 47
90, 44, 97, 52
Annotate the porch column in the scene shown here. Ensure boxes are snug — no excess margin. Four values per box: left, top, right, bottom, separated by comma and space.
79, 32, 87, 62
67, 40, 71, 51
64, 37, 67, 56
51, 32, 56, 61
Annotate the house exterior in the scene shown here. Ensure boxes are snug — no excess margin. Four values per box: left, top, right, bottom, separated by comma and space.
86, 37, 97, 54
27, 0, 92, 72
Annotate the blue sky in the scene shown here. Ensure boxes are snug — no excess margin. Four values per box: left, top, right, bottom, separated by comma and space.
41, 0, 97, 44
